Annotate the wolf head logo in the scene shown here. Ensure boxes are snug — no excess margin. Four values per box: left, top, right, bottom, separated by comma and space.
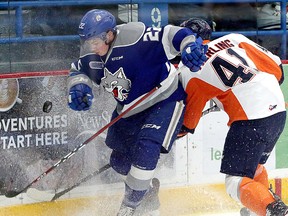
101, 67, 131, 101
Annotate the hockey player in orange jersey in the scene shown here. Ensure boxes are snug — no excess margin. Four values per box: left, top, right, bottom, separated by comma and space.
179, 18, 287, 216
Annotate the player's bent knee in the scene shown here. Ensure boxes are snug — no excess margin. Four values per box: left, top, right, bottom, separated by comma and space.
225, 175, 243, 202
133, 139, 161, 170
110, 150, 131, 176
254, 164, 267, 179
254, 164, 269, 188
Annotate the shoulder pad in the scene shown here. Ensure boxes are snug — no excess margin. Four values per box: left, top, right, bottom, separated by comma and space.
114, 22, 146, 47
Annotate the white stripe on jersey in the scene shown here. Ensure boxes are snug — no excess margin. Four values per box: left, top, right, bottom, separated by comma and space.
163, 100, 185, 150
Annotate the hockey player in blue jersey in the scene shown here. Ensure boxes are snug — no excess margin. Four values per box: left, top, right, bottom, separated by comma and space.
67, 9, 207, 215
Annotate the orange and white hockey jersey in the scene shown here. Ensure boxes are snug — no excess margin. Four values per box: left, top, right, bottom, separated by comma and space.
180, 33, 285, 130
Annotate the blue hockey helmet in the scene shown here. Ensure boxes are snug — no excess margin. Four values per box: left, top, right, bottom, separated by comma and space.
78, 9, 116, 41
180, 18, 212, 40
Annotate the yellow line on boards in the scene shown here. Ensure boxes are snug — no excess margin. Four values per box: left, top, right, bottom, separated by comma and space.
0, 184, 242, 216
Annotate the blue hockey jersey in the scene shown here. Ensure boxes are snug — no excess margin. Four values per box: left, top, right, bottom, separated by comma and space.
69, 22, 195, 117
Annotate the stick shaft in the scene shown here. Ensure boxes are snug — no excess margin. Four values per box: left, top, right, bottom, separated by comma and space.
201, 104, 219, 116
51, 164, 111, 201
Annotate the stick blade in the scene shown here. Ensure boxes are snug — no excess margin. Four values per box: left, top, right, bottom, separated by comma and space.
5, 190, 21, 198
26, 188, 55, 202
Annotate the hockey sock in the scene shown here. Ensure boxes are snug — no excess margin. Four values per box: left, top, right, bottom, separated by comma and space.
254, 164, 269, 188
122, 183, 148, 209
239, 177, 275, 216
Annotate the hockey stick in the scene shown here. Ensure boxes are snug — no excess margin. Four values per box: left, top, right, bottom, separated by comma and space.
201, 104, 219, 116
26, 188, 55, 202
51, 104, 219, 201
51, 163, 111, 201
25, 164, 111, 202
5, 68, 181, 198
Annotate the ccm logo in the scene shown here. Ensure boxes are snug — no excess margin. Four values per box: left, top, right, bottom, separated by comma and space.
142, 124, 161, 130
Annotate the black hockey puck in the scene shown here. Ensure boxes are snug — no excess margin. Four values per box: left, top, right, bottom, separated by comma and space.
43, 101, 52, 113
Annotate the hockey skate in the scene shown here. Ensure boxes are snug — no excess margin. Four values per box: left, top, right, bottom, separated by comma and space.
266, 185, 288, 216
266, 200, 288, 216
134, 178, 161, 216
117, 203, 136, 216
240, 185, 288, 216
